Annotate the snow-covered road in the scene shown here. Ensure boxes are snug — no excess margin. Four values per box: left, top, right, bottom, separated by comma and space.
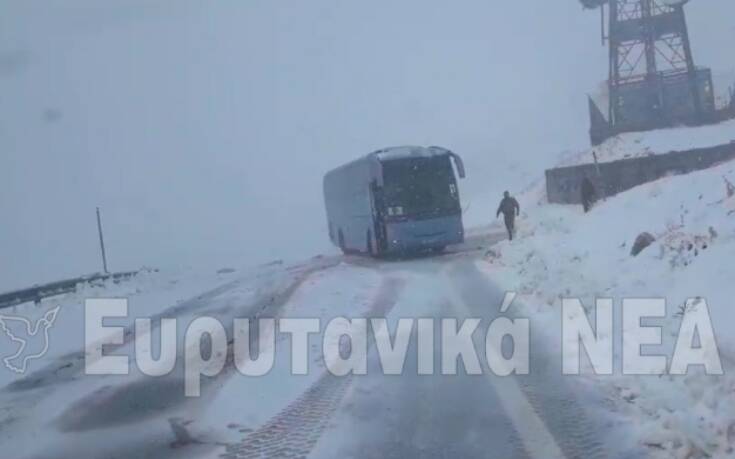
0, 243, 623, 459
208, 255, 615, 459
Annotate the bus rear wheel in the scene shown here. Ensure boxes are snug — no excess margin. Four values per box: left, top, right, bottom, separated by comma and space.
366, 230, 375, 257
338, 230, 347, 255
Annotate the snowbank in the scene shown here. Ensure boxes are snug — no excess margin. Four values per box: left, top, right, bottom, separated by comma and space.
557, 119, 735, 167
479, 158, 735, 457
0, 267, 233, 388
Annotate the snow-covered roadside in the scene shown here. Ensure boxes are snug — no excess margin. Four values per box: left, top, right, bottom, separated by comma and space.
477, 159, 735, 458
0, 266, 250, 458
0, 259, 325, 458
0, 266, 237, 388
0, 255, 398, 459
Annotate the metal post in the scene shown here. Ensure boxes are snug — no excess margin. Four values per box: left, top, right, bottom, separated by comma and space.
674, 3, 703, 118
641, 0, 658, 77
607, 0, 619, 126
96, 207, 109, 274
600, 3, 606, 46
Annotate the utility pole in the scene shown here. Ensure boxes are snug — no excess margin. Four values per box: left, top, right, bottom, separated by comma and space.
96, 207, 109, 274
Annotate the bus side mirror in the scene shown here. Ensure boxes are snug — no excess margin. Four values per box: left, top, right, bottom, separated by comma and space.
451, 153, 466, 179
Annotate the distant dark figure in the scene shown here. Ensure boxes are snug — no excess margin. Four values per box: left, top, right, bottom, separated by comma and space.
581, 177, 597, 213
496, 191, 520, 241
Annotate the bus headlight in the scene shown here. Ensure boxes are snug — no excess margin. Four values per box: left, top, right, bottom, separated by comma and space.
387, 206, 404, 216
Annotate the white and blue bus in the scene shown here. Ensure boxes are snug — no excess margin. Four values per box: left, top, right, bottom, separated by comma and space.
323, 146, 466, 256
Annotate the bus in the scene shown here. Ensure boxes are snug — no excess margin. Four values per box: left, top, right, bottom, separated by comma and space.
323, 146, 466, 256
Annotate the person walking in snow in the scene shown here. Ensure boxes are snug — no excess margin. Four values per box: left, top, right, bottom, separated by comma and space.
496, 191, 520, 241
581, 176, 597, 213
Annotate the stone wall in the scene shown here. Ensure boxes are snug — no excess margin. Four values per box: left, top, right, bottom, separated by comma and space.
546, 141, 735, 204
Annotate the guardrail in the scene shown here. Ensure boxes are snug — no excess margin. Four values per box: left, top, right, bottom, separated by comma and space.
0, 271, 138, 310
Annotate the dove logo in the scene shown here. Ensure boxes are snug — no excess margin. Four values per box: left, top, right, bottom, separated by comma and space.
0, 306, 60, 374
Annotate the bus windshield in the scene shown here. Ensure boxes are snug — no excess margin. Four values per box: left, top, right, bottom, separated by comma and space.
381, 155, 460, 218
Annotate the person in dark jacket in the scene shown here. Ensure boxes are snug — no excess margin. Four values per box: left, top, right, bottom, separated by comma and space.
581, 177, 597, 213
496, 191, 520, 241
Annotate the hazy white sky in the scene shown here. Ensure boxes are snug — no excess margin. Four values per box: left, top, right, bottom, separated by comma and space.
1, 0, 733, 290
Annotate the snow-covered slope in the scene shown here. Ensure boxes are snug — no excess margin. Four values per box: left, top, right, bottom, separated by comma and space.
557, 119, 735, 167
481, 157, 735, 457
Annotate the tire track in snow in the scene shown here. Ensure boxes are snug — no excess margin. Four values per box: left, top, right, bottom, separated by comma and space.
49, 258, 352, 435
218, 277, 406, 459
447, 260, 608, 459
